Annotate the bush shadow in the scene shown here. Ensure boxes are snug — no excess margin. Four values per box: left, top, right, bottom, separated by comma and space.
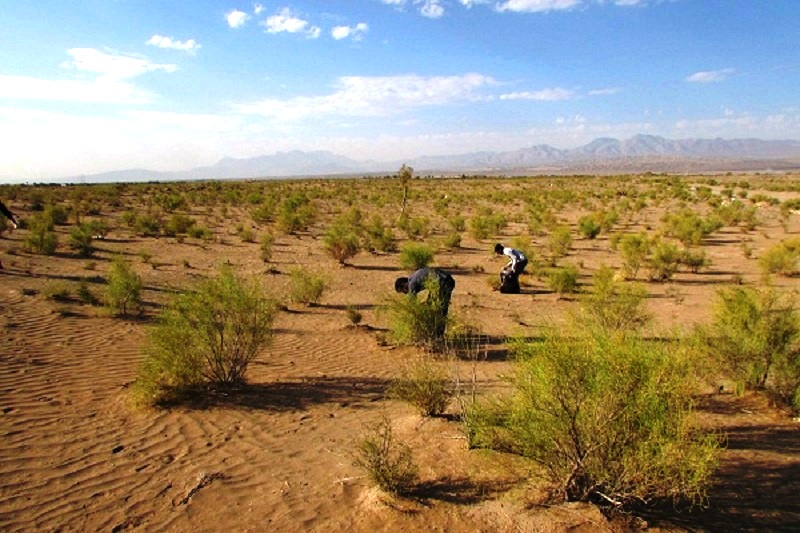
172, 376, 391, 412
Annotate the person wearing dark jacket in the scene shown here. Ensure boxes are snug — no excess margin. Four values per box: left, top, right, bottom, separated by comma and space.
1, 200, 19, 270
395, 267, 455, 337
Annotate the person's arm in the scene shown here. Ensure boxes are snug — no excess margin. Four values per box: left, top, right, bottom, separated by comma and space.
504, 248, 516, 270
0, 201, 17, 228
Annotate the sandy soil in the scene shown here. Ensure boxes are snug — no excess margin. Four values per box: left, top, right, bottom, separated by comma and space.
1, 175, 799, 532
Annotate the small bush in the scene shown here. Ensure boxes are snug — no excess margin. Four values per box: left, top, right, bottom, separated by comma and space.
288, 268, 327, 305
105, 256, 143, 317
389, 359, 453, 417
323, 223, 361, 265
547, 226, 572, 260
259, 233, 275, 263
24, 214, 58, 255
364, 215, 395, 253
384, 277, 449, 351
547, 265, 579, 296
697, 286, 800, 406
578, 215, 601, 239
618, 232, 650, 279
133, 266, 278, 406
68, 223, 95, 257
398, 242, 434, 270
647, 239, 680, 282
758, 238, 800, 277
468, 325, 720, 507
580, 266, 650, 331
354, 415, 418, 496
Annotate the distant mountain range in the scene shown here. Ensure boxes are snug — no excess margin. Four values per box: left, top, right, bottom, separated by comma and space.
70, 134, 800, 183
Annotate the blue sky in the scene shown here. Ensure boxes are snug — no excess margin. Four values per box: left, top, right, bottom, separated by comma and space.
1, 0, 798, 181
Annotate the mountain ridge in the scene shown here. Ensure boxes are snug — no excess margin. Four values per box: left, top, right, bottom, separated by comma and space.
67, 134, 800, 183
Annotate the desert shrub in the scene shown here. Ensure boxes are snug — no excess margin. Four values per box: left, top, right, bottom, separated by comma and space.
354, 415, 418, 495
547, 265, 579, 296
441, 232, 461, 251
133, 266, 278, 406
547, 226, 572, 260
238, 226, 256, 243
580, 266, 650, 331
389, 359, 453, 417
155, 192, 186, 213
618, 232, 651, 279
364, 214, 395, 253
399, 215, 430, 239
697, 286, 800, 407
384, 277, 448, 351
277, 192, 316, 234
323, 218, 361, 265
577, 215, 601, 239
662, 209, 722, 245
680, 247, 710, 273
77, 280, 99, 305
758, 238, 800, 277
251, 201, 276, 224
164, 214, 195, 236
188, 225, 213, 240
44, 203, 69, 225
398, 242, 434, 270
68, 223, 95, 257
448, 215, 466, 232
345, 304, 362, 327
134, 213, 161, 237
469, 211, 506, 240
647, 239, 681, 282
467, 326, 719, 507
259, 233, 274, 263
42, 281, 72, 302
24, 214, 58, 255
105, 256, 143, 317
288, 268, 327, 305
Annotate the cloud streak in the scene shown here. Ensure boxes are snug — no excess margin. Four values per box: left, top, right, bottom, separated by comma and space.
685, 68, 735, 83
146, 35, 201, 54
233, 73, 497, 120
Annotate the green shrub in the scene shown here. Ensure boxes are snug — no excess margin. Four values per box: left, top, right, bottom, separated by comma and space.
759, 238, 800, 277
647, 239, 680, 282
441, 232, 461, 251
133, 266, 278, 406
389, 359, 453, 417
323, 222, 361, 265
467, 326, 719, 506
105, 256, 143, 317
680, 247, 710, 273
662, 209, 722, 245
384, 277, 448, 351
697, 287, 800, 406
134, 213, 161, 237
68, 223, 95, 257
580, 266, 650, 331
24, 214, 58, 255
618, 232, 650, 279
578, 215, 601, 239
398, 242, 434, 270
469, 211, 506, 240
277, 193, 316, 234
288, 268, 327, 305
364, 215, 395, 253
547, 226, 572, 260
163, 214, 195, 236
547, 264, 579, 296
259, 233, 275, 263
354, 415, 418, 495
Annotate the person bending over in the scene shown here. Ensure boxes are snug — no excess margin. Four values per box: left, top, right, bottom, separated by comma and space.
394, 267, 455, 337
494, 243, 527, 294
0, 200, 19, 270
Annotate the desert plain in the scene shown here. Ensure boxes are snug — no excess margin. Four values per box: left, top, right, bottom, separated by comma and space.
1, 173, 799, 532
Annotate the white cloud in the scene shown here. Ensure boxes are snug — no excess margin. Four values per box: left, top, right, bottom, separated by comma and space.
64, 48, 177, 80
262, 8, 321, 38
588, 86, 622, 96
0, 74, 155, 104
233, 73, 497, 120
496, 0, 582, 13
253, 3, 265, 15
0, 48, 177, 106
331, 23, 369, 41
226, 9, 249, 28
500, 88, 576, 101
146, 35, 201, 55
685, 68, 735, 83
420, 0, 445, 18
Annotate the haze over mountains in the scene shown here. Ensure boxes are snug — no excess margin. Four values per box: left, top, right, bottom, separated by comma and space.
72, 135, 800, 183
